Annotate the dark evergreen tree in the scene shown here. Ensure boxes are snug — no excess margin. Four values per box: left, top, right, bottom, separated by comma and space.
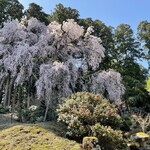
138, 21, 150, 69
49, 3, 79, 23
113, 24, 149, 110
0, 0, 24, 26
25, 3, 49, 25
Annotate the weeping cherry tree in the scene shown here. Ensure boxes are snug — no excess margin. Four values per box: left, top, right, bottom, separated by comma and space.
0, 18, 125, 120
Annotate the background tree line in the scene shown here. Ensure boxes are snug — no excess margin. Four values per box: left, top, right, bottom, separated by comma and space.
0, 0, 150, 112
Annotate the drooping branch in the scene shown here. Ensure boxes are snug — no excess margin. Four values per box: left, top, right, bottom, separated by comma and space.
0, 18, 125, 120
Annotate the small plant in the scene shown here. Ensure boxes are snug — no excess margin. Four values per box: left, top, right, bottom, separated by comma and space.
57, 92, 123, 141
135, 132, 149, 147
131, 113, 150, 132
82, 137, 101, 150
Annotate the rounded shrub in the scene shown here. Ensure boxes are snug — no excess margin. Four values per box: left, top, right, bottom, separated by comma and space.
57, 92, 123, 141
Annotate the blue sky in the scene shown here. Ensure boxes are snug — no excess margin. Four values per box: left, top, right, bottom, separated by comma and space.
18, 0, 150, 68
19, 0, 150, 31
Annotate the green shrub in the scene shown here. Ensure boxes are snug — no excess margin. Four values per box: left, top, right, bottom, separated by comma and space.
91, 123, 127, 150
120, 117, 133, 132
0, 104, 10, 114
57, 92, 123, 140
16, 105, 43, 123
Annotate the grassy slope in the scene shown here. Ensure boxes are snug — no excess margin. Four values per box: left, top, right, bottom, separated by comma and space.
0, 121, 80, 150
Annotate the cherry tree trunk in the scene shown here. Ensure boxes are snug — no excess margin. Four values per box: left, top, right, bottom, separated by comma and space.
3, 77, 10, 106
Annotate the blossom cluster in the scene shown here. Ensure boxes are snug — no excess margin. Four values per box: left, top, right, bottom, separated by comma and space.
0, 17, 124, 106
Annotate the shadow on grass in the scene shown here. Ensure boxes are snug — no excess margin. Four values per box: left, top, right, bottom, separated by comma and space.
36, 121, 68, 137
0, 113, 67, 138
0, 113, 19, 130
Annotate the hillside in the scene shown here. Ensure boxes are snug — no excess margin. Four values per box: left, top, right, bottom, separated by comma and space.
0, 114, 79, 150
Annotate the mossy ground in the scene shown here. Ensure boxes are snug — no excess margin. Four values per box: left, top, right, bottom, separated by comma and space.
0, 114, 79, 150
